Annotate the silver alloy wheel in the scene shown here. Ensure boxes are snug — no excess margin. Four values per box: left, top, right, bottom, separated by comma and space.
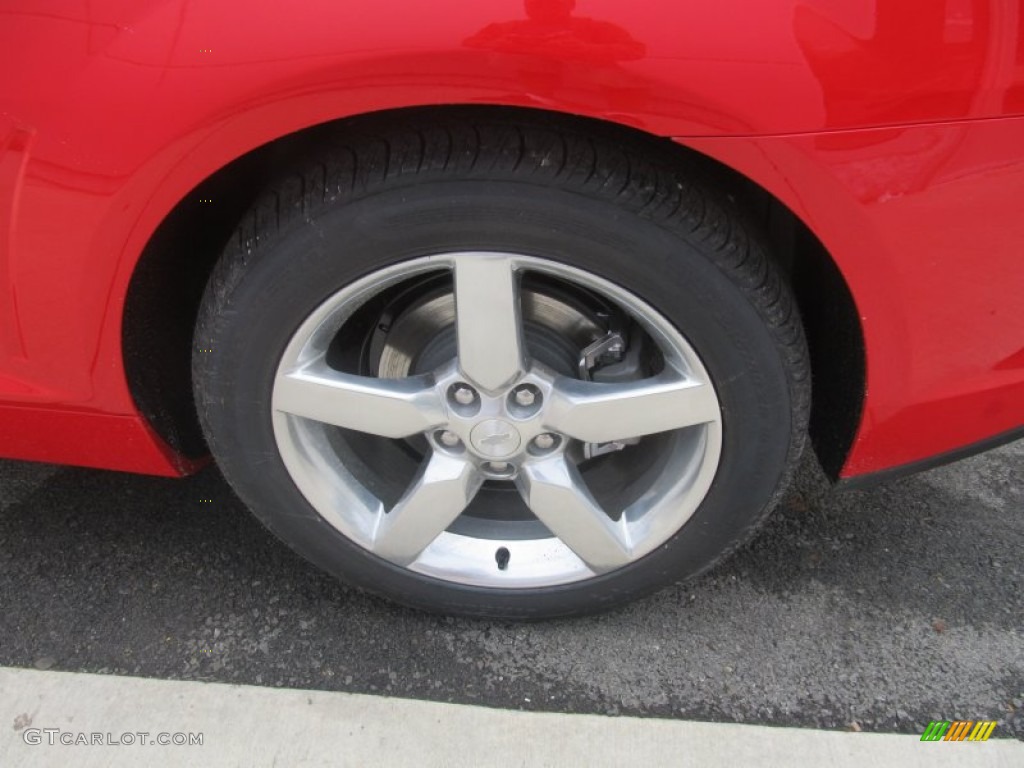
271, 252, 723, 588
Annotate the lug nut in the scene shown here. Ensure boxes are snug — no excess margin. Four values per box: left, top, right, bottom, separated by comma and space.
533, 433, 557, 451
485, 461, 510, 473
438, 431, 461, 447
514, 388, 536, 407
452, 386, 476, 406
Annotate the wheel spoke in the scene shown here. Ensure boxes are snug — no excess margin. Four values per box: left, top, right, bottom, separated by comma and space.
371, 453, 483, 566
274, 361, 445, 438
545, 368, 719, 444
515, 456, 632, 573
452, 253, 526, 391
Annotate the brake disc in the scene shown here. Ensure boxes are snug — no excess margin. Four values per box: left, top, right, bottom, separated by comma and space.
375, 283, 607, 380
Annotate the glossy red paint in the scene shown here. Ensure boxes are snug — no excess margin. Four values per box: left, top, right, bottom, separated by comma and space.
686, 117, 1024, 474
0, 403, 204, 476
0, 0, 1022, 476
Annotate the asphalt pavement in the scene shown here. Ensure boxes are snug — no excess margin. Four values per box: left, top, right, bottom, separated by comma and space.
0, 441, 1021, 739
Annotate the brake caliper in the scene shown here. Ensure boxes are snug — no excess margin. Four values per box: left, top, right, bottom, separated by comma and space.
578, 325, 644, 459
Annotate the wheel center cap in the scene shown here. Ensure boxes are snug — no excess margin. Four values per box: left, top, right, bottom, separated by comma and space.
469, 419, 522, 458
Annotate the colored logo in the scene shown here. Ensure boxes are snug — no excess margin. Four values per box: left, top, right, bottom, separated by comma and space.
920, 720, 997, 742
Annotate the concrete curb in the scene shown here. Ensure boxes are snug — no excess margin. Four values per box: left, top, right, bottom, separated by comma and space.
2, 667, 1020, 767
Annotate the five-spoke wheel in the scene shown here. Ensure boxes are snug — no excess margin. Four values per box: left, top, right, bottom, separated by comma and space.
272, 253, 722, 586
193, 115, 808, 617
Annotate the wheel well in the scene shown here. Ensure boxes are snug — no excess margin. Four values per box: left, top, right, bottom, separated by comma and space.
122, 105, 864, 478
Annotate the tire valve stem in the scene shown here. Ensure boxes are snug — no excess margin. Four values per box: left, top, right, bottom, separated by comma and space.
495, 547, 511, 571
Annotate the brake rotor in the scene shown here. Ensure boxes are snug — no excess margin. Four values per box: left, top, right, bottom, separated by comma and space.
374, 283, 607, 379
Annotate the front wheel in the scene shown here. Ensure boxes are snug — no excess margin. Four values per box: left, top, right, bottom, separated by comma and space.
193, 116, 809, 618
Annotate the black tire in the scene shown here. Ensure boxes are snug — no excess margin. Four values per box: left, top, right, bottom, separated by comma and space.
193, 113, 810, 619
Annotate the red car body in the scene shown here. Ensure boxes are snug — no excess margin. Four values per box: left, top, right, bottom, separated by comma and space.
0, 0, 1022, 480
